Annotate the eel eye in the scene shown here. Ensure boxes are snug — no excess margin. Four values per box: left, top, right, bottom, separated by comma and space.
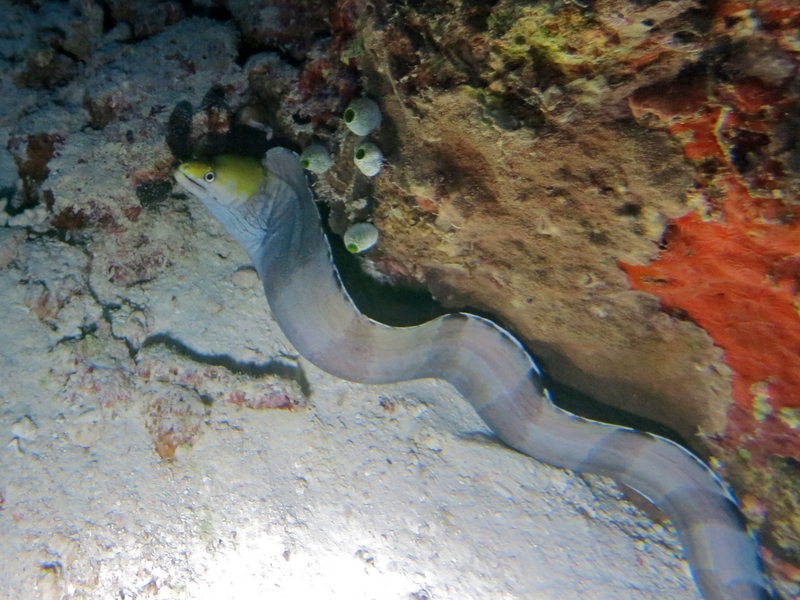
204, 171, 216, 183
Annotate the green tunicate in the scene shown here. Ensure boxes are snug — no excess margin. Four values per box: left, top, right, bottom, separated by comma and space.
343, 97, 382, 136
344, 222, 379, 253
299, 143, 334, 174
353, 142, 382, 177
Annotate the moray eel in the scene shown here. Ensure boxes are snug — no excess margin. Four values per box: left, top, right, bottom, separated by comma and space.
175, 147, 774, 600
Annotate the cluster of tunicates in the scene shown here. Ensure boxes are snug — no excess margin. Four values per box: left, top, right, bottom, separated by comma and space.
299, 96, 385, 253
345, 97, 383, 177
342, 98, 383, 250
298, 96, 384, 177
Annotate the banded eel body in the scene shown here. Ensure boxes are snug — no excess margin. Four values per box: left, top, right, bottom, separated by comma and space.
175, 147, 774, 600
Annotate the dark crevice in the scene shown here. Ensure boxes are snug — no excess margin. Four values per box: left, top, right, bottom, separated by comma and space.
179, 0, 233, 23
54, 322, 100, 347
319, 203, 447, 327
33, 227, 89, 246
426, 362, 689, 451
166, 96, 279, 161
97, 1, 116, 34
543, 376, 690, 448
325, 206, 690, 450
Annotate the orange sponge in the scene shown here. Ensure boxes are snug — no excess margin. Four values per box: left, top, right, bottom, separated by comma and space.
622, 173, 800, 416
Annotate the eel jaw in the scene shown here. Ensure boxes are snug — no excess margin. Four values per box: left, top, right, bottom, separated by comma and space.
174, 168, 209, 196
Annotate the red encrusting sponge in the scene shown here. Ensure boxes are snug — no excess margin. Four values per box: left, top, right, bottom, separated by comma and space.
620, 173, 800, 417
625, 65, 800, 459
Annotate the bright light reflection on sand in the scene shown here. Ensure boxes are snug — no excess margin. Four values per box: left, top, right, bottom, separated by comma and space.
186, 527, 424, 600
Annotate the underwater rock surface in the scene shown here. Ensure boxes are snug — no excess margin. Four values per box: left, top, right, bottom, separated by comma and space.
0, 0, 798, 596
